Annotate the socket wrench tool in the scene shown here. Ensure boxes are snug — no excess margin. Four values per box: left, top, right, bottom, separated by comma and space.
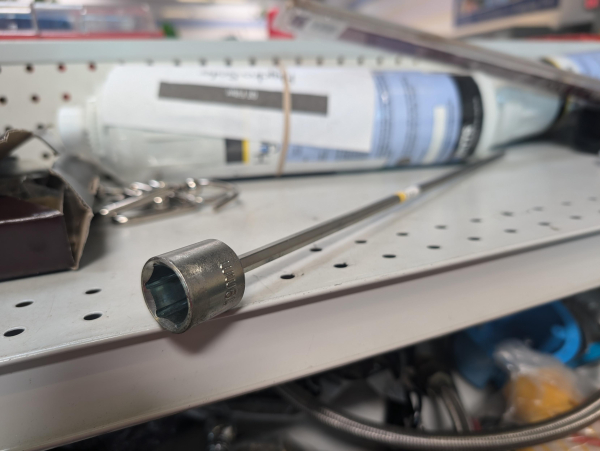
141, 153, 503, 333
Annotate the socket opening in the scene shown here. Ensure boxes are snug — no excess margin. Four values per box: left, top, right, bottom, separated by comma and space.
142, 262, 189, 332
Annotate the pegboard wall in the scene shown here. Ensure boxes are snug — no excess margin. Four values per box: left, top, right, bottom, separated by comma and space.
0, 39, 460, 161
0, 56, 418, 133
3, 38, 599, 162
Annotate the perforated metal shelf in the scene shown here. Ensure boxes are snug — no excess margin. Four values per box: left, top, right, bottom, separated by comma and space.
1, 143, 600, 363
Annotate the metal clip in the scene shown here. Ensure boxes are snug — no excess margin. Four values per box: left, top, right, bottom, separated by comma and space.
98, 178, 239, 224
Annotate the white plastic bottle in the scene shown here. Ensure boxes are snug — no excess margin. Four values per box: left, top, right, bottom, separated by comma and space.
58, 66, 561, 181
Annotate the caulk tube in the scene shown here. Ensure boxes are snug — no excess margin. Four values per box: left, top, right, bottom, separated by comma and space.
473, 72, 563, 154
57, 66, 561, 181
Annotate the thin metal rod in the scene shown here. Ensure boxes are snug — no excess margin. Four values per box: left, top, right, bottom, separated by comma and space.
288, 0, 600, 103
239, 153, 503, 272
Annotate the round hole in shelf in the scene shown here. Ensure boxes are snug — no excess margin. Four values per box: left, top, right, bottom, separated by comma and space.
502, 211, 513, 216
539, 222, 551, 226
471, 218, 481, 223
355, 240, 367, 244
280, 274, 295, 280
173, 59, 181, 66
397, 232, 409, 236
428, 245, 441, 249
4, 328, 24, 337
435, 225, 447, 229
31, 94, 39, 103
310, 247, 322, 252
88, 62, 96, 71
199, 58, 207, 66
15, 301, 33, 308
62, 93, 71, 102
57, 63, 66, 72
25, 64, 33, 73
84, 312, 102, 321
85, 288, 101, 295
224, 58, 232, 66
42, 152, 52, 160
571, 215, 582, 220
468, 237, 481, 241
0, 96, 6, 105
295, 57, 303, 65
505, 229, 517, 233
334, 263, 348, 268
383, 254, 396, 258
272, 57, 280, 66
562, 201, 572, 206
36, 123, 45, 131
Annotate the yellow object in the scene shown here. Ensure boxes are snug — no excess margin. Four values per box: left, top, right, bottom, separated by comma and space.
497, 343, 597, 451
242, 139, 250, 164
508, 368, 580, 423
508, 367, 590, 451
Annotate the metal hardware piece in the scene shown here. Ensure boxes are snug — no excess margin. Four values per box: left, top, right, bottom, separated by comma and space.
99, 186, 175, 217
141, 153, 503, 333
142, 239, 245, 333
98, 178, 239, 224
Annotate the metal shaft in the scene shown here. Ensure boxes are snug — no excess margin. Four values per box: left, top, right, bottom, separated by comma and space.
239, 152, 503, 272
142, 152, 502, 333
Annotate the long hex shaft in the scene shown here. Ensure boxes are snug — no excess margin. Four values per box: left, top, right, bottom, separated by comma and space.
142, 152, 503, 333
239, 152, 503, 272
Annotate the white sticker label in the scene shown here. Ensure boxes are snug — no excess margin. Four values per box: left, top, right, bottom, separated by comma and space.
404, 185, 421, 200
422, 106, 447, 164
99, 66, 374, 153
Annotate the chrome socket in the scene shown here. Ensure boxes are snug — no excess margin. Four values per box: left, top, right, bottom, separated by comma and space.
141, 239, 245, 333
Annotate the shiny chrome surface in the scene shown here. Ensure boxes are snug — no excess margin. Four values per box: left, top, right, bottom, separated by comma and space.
141, 239, 245, 333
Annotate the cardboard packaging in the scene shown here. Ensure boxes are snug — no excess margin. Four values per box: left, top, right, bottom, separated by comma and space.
0, 129, 95, 281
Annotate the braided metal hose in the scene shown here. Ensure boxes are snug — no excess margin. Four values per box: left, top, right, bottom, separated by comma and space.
277, 383, 600, 450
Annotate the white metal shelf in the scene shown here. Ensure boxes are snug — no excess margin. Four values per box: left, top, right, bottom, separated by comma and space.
0, 144, 600, 450
1, 144, 599, 364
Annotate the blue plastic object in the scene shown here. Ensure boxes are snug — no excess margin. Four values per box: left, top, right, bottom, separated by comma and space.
453, 301, 582, 388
